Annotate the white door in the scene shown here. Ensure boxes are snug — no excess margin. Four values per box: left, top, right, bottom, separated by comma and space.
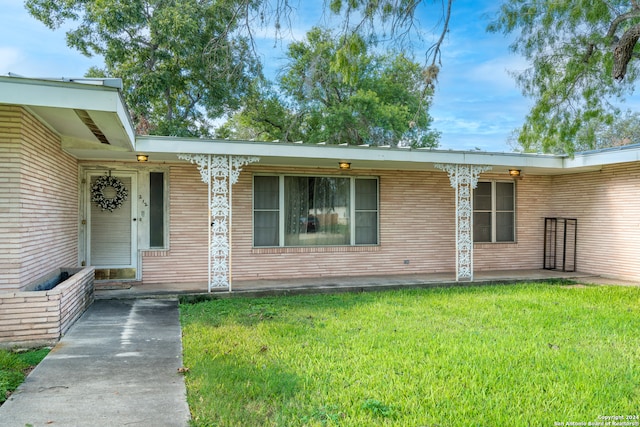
86, 171, 138, 280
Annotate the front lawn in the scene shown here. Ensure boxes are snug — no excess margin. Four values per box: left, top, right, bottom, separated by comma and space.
180, 283, 640, 426
0, 347, 50, 404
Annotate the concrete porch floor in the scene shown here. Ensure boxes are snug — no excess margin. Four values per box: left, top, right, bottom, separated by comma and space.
94, 269, 637, 300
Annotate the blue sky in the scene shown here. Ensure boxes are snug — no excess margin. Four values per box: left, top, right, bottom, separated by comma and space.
0, 0, 530, 152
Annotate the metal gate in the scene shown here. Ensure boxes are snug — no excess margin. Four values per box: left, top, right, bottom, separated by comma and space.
543, 217, 577, 272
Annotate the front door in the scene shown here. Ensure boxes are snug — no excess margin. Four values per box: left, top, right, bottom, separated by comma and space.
86, 171, 138, 280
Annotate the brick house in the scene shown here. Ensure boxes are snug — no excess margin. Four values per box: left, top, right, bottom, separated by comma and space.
2, 74, 639, 299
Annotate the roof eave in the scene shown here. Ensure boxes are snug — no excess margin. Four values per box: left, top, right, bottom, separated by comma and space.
135, 136, 567, 173
0, 75, 135, 151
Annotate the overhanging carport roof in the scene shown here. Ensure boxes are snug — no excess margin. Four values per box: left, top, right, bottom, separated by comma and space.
3, 75, 640, 176
68, 134, 640, 176
0, 75, 135, 152
132, 135, 571, 175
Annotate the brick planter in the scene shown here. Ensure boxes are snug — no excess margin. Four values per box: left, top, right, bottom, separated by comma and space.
0, 267, 95, 348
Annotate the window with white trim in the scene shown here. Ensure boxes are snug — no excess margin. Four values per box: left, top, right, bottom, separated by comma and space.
253, 175, 379, 247
473, 181, 515, 243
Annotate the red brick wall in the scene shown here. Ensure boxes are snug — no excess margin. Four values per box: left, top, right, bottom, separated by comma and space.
0, 267, 94, 347
141, 165, 209, 283
0, 106, 22, 290
474, 174, 552, 271
232, 166, 459, 280
141, 164, 552, 284
0, 106, 79, 292
548, 163, 640, 281
138, 161, 640, 284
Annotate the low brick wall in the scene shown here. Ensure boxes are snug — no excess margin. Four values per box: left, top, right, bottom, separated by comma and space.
0, 267, 95, 348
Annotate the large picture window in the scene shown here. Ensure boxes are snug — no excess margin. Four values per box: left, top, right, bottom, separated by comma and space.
253, 175, 379, 247
473, 181, 515, 243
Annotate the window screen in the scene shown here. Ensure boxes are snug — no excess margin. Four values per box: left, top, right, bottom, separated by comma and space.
473, 181, 515, 243
253, 175, 379, 247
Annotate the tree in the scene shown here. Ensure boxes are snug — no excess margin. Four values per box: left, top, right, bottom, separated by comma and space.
510, 110, 640, 153
26, 0, 455, 139
25, 0, 456, 140
324, 0, 451, 87
489, 1, 640, 154
26, 0, 261, 136
227, 27, 439, 147
215, 81, 304, 142
584, 111, 640, 150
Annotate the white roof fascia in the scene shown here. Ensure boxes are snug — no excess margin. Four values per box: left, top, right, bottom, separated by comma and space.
115, 92, 136, 146
0, 76, 135, 148
565, 145, 640, 169
136, 136, 566, 169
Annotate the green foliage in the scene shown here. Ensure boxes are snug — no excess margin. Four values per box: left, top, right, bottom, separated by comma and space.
25, 0, 260, 136
578, 110, 640, 150
302, 404, 345, 425
326, 0, 426, 41
215, 80, 304, 142
489, 0, 640, 154
14, 348, 50, 366
511, 110, 640, 153
228, 27, 439, 147
0, 348, 50, 404
25, 1, 445, 144
180, 284, 640, 426
361, 398, 397, 418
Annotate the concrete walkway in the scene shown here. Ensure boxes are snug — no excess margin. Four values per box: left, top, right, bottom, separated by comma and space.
0, 299, 190, 427
95, 269, 616, 299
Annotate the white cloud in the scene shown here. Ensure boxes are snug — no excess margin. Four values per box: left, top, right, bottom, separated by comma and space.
0, 47, 24, 74
420, 3, 531, 153
463, 55, 528, 92
0, 0, 528, 153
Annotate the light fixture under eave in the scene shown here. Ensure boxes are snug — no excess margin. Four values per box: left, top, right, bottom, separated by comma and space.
137, 154, 149, 162
339, 161, 351, 170
509, 169, 521, 177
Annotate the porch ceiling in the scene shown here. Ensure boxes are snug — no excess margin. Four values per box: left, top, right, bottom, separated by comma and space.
0, 75, 135, 152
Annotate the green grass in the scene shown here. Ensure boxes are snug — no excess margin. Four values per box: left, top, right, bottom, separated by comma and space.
0, 347, 50, 404
180, 283, 640, 426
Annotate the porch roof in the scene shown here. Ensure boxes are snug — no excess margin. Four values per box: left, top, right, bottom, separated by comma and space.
132, 136, 640, 176
3, 74, 640, 176
63, 132, 640, 176
0, 74, 135, 152
133, 136, 569, 175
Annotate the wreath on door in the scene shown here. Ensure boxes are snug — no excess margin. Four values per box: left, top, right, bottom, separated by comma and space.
91, 176, 128, 212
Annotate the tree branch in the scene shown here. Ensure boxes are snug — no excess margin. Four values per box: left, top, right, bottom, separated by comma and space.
613, 23, 640, 80
426, 0, 453, 68
606, 5, 640, 39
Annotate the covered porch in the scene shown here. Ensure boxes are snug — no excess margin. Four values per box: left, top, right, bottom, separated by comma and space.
93, 269, 632, 299
4, 74, 639, 295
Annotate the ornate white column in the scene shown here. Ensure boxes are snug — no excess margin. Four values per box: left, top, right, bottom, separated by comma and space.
435, 164, 491, 281
179, 154, 259, 291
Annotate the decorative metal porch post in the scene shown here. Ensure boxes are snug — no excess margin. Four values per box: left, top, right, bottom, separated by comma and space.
179, 154, 259, 291
435, 164, 491, 281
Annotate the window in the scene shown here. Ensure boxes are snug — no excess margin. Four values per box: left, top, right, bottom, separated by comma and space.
473, 181, 515, 243
355, 178, 378, 244
149, 172, 166, 248
253, 175, 379, 247
254, 175, 280, 247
